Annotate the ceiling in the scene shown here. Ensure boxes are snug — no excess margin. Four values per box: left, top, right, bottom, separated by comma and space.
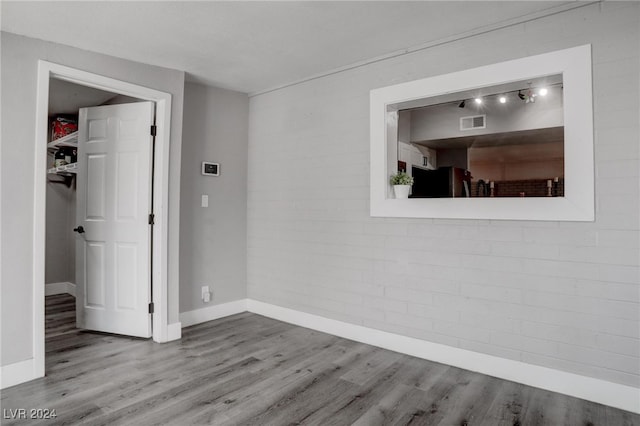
414, 126, 564, 150
48, 78, 117, 115
2, 1, 578, 95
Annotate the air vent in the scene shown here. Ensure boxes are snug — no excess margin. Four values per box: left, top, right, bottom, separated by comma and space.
460, 114, 486, 131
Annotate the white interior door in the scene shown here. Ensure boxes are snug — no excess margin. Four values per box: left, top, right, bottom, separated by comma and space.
75, 102, 154, 337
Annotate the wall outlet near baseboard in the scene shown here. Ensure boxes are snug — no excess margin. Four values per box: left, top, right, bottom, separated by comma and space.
201, 286, 212, 303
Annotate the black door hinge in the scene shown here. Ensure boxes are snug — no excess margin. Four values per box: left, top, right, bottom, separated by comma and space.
150, 125, 157, 136
148, 214, 155, 225
148, 302, 154, 314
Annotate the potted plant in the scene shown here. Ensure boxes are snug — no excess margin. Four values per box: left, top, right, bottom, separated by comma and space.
390, 171, 414, 199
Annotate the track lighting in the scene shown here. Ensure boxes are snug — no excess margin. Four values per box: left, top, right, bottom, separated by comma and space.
452, 83, 556, 109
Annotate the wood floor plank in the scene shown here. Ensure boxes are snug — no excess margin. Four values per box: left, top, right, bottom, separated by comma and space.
350, 383, 417, 426
304, 359, 426, 425
224, 345, 370, 425
1, 294, 638, 426
340, 348, 404, 386
190, 350, 350, 424
429, 373, 503, 426
96, 332, 342, 425
477, 379, 527, 426
517, 387, 567, 426
607, 405, 640, 426
385, 367, 485, 426
78, 357, 264, 426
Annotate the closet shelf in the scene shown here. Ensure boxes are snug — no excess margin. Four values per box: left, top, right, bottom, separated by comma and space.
48, 162, 78, 175
48, 131, 78, 151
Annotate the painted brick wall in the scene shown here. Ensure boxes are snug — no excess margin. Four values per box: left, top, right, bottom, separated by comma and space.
470, 179, 565, 198
247, 3, 639, 387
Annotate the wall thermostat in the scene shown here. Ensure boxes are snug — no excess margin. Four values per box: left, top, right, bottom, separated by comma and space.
201, 162, 220, 176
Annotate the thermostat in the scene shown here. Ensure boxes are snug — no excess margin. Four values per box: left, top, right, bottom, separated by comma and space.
201, 162, 220, 176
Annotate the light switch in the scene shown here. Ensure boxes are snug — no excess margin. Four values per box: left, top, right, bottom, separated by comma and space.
201, 195, 209, 208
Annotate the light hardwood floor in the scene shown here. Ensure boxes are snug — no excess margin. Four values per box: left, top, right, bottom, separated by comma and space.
1, 294, 638, 425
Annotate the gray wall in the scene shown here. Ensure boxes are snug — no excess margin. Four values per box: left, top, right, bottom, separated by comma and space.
1, 32, 185, 366
179, 83, 249, 312
247, 3, 639, 388
45, 179, 75, 284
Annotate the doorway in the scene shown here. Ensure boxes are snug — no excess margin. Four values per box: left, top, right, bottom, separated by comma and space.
46, 80, 154, 339
34, 61, 174, 379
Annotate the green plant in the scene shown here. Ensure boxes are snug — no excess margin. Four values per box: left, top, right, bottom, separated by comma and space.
390, 171, 414, 186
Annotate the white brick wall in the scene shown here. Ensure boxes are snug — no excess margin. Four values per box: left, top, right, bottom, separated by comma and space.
247, 3, 640, 388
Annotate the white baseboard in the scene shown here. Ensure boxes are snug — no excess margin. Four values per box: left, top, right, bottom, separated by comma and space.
45, 281, 76, 297
167, 322, 182, 341
62, 295, 637, 413
66, 282, 76, 297
246, 299, 640, 414
0, 359, 41, 389
179, 299, 248, 328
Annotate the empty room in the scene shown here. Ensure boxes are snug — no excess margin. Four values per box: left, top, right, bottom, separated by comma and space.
1, 1, 639, 425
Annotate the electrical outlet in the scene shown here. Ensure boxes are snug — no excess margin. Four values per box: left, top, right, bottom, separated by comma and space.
201, 286, 211, 303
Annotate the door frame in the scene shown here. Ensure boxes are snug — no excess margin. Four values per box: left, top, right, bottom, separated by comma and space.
34, 61, 174, 378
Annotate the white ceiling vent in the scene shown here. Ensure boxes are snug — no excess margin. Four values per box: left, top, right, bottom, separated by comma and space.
460, 114, 486, 131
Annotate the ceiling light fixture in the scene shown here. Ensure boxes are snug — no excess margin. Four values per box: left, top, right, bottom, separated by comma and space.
452, 82, 557, 109
526, 91, 536, 103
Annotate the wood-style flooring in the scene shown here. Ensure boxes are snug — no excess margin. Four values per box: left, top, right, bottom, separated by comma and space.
1, 294, 638, 425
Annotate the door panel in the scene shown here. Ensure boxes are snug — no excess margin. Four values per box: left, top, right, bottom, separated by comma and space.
76, 102, 154, 338
88, 118, 107, 140
116, 152, 139, 220
86, 154, 107, 219
115, 243, 138, 310
85, 241, 106, 307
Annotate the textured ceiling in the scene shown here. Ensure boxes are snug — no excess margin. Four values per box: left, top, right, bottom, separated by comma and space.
2, 1, 578, 94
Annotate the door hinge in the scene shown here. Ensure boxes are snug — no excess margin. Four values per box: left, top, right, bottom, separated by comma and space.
148, 302, 154, 314
150, 125, 157, 136
148, 213, 155, 225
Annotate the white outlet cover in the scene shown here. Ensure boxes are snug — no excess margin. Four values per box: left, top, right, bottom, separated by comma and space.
201, 285, 211, 302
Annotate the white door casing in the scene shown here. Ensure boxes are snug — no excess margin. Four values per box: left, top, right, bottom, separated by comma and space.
76, 102, 154, 337
12, 61, 176, 391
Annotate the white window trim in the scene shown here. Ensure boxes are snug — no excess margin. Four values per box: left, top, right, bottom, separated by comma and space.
370, 45, 594, 221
